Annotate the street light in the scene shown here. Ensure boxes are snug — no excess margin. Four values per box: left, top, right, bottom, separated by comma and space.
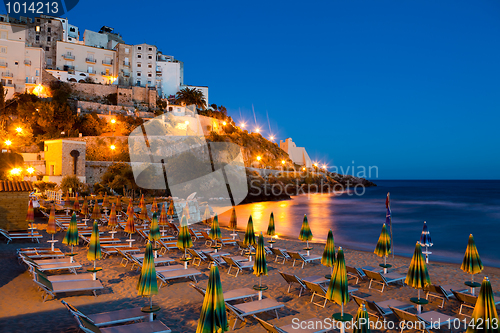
10, 168, 21, 176
269, 135, 274, 141
16, 127, 22, 133
5, 140, 12, 147
27, 167, 35, 174
240, 122, 246, 128
110, 145, 116, 163
222, 121, 227, 126
255, 127, 260, 133
110, 118, 116, 124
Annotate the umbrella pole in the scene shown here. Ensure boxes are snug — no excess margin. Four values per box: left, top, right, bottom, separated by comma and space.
70, 245, 74, 263
340, 303, 345, 333
51, 234, 54, 251
184, 248, 188, 269
471, 274, 475, 295
93, 260, 97, 280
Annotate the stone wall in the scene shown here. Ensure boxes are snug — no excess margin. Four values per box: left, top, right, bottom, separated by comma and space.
0, 192, 30, 231
85, 161, 128, 185
76, 101, 134, 115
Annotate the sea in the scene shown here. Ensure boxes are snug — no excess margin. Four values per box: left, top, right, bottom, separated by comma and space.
224, 180, 500, 268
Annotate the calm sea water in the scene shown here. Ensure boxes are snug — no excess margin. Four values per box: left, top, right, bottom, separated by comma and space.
221, 180, 500, 268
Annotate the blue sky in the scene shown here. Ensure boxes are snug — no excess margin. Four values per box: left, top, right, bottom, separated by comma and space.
58, 1, 500, 178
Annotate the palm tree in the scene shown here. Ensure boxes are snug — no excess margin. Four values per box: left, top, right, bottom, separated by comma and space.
176, 87, 206, 110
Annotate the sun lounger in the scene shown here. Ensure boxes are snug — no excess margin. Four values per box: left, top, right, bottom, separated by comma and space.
254, 315, 335, 333
21, 254, 82, 274
62, 300, 147, 327
200, 230, 236, 247
452, 290, 500, 315
236, 240, 251, 255
303, 280, 357, 308
390, 307, 459, 332
34, 271, 103, 302
226, 299, 284, 330
157, 239, 178, 253
424, 284, 467, 308
346, 265, 380, 284
35, 268, 93, 283
204, 252, 227, 268
224, 256, 254, 277
73, 313, 171, 333
155, 264, 185, 273
278, 272, 328, 297
157, 268, 202, 287
190, 284, 258, 302
0, 228, 43, 243
80, 235, 121, 246
362, 269, 406, 292
18, 248, 64, 259
287, 251, 321, 268
132, 253, 173, 266
271, 248, 291, 264
188, 248, 209, 266
352, 295, 413, 321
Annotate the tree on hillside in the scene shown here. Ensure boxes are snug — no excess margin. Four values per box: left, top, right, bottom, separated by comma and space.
0, 82, 8, 130
36, 102, 76, 138
175, 87, 206, 110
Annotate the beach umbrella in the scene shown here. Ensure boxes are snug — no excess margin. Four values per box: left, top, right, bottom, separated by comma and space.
102, 194, 110, 210
229, 207, 237, 239
115, 196, 122, 212
139, 194, 145, 209
46, 205, 57, 251
406, 242, 431, 313
353, 304, 371, 333
209, 214, 222, 249
62, 213, 79, 261
183, 204, 191, 221
151, 197, 158, 213
177, 215, 193, 268
91, 202, 101, 221
267, 212, 276, 247
299, 214, 313, 255
64, 191, 70, 202
124, 204, 136, 245
159, 203, 168, 236
72, 193, 80, 211
108, 203, 118, 231
149, 212, 161, 258
81, 198, 89, 217
137, 241, 158, 321
138, 205, 148, 221
327, 247, 351, 332
243, 215, 256, 247
322, 229, 336, 277
26, 199, 35, 236
167, 200, 175, 219
374, 223, 391, 273
461, 234, 484, 295
203, 205, 212, 225
87, 220, 102, 280
254, 232, 268, 300
419, 221, 433, 263
96, 193, 102, 201
466, 277, 500, 333
196, 265, 228, 333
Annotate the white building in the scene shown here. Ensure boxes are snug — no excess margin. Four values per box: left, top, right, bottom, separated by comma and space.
279, 138, 312, 168
42, 16, 80, 43
0, 22, 45, 98
156, 52, 183, 98
132, 43, 156, 88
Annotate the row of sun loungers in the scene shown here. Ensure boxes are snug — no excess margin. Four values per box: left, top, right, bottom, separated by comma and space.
0, 228, 43, 243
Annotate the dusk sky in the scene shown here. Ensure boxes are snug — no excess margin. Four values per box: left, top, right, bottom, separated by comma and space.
64, 1, 499, 179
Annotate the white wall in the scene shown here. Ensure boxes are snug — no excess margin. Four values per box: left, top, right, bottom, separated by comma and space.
157, 60, 181, 98
131, 43, 156, 88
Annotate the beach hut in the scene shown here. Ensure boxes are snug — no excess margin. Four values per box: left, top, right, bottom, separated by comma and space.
0, 181, 34, 231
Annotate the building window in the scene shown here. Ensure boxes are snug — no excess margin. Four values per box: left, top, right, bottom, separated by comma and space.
148, 64, 152, 68
148, 47, 152, 51
47, 59, 52, 65
0, 31, 7, 39
137, 72, 141, 76
87, 66, 93, 73
137, 63, 141, 67
148, 55, 152, 59
136, 80, 140, 86
48, 19, 52, 23
14, 61, 18, 65
137, 54, 141, 58
35, 26, 40, 32
125, 48, 129, 54
148, 73, 152, 77
0, 47, 6, 53
35, 35, 40, 41
45, 47, 50, 51
35, 69, 39, 76
47, 36, 51, 42
137, 46, 142, 50
47, 27, 51, 33
148, 80, 152, 85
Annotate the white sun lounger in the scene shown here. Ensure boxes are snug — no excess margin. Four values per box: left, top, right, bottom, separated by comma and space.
190, 284, 258, 302
35, 268, 93, 283
224, 256, 253, 277
21, 254, 81, 274
254, 315, 336, 333
34, 271, 103, 302
62, 300, 147, 327
287, 251, 322, 268
74, 313, 171, 333
226, 299, 284, 330
157, 268, 202, 287
363, 269, 406, 292
0, 228, 43, 243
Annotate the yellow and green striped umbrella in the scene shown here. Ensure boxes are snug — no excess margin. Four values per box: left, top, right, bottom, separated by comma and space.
243, 215, 256, 247
159, 203, 168, 226
374, 223, 391, 270
327, 247, 350, 317
167, 200, 175, 217
322, 229, 336, 275
466, 277, 499, 333
102, 194, 110, 209
46, 205, 57, 235
151, 197, 158, 213
353, 304, 371, 333
177, 215, 193, 260
196, 265, 228, 333
108, 203, 118, 228
87, 220, 102, 262
91, 202, 101, 220
137, 241, 158, 310
267, 212, 276, 237
299, 214, 313, 249
229, 207, 237, 230
209, 214, 222, 247
203, 205, 212, 225
461, 234, 484, 285
62, 213, 79, 254
406, 242, 431, 300
81, 198, 89, 216
148, 212, 160, 243
124, 204, 136, 235
73, 193, 80, 211
254, 232, 268, 288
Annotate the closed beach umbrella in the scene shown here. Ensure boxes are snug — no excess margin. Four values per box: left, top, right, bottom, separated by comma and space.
299, 214, 313, 253
81, 198, 89, 216
327, 247, 350, 324
26, 199, 34, 234
353, 304, 371, 333
124, 204, 136, 243
203, 205, 212, 225
243, 215, 256, 247
374, 223, 391, 273
461, 234, 484, 295
254, 232, 268, 299
209, 214, 222, 248
138, 205, 148, 221
149, 212, 160, 243
466, 277, 499, 333
151, 197, 158, 213
62, 212, 79, 256
167, 200, 175, 218
183, 204, 191, 221
115, 196, 122, 212
91, 202, 101, 220
108, 203, 118, 228
406, 242, 431, 312
47, 205, 57, 250
73, 193, 80, 211
159, 203, 168, 236
177, 216, 193, 265
137, 241, 158, 316
322, 229, 336, 276
102, 194, 110, 209
229, 206, 237, 230
419, 221, 433, 263
196, 265, 228, 333
64, 191, 70, 202
139, 194, 145, 209
87, 220, 102, 279
267, 212, 276, 237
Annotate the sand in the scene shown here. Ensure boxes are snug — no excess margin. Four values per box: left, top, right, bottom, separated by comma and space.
0, 217, 498, 333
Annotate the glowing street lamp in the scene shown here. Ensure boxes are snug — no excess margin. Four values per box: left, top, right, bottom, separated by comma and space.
110, 118, 116, 124
302, 167, 306, 171
240, 122, 246, 128
16, 127, 22, 133
5, 140, 12, 147
27, 167, 35, 174
255, 127, 260, 133
110, 145, 116, 164
10, 168, 21, 176
257, 156, 262, 161
281, 160, 286, 165
222, 121, 227, 126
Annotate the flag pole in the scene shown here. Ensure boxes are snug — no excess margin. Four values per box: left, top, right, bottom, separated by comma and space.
388, 192, 394, 258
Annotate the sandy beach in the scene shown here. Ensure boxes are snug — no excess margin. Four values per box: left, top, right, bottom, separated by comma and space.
0, 217, 498, 333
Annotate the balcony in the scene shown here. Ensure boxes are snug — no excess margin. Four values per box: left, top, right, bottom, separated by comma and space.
85, 58, 96, 64
2, 81, 14, 87
24, 60, 31, 66
2, 72, 13, 77
123, 71, 130, 77
63, 54, 75, 60
101, 71, 112, 76
63, 65, 75, 72
156, 70, 162, 76
0, 62, 7, 67
102, 60, 113, 66
87, 70, 96, 75
123, 61, 130, 67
